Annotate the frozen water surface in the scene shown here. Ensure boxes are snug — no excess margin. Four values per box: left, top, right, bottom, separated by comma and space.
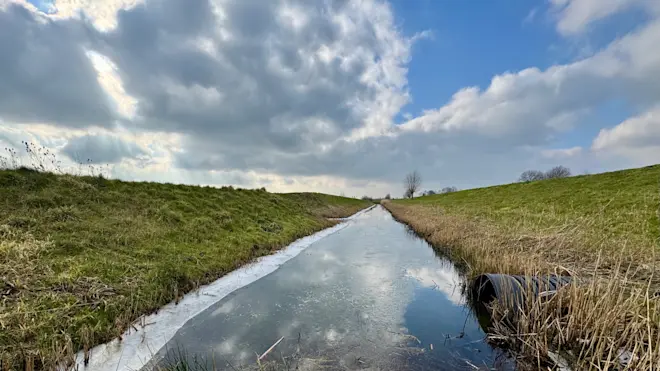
150, 206, 513, 370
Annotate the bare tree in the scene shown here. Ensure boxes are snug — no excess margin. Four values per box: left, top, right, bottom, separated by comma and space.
441, 186, 458, 194
384, 193, 391, 200
519, 170, 546, 182
545, 166, 571, 179
404, 171, 422, 198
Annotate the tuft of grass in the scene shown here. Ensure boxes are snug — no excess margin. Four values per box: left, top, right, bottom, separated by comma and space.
384, 164, 660, 369
0, 170, 370, 369
281, 192, 373, 219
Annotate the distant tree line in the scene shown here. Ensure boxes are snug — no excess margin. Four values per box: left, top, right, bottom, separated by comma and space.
441, 186, 458, 194
393, 165, 573, 200
519, 165, 572, 182
401, 170, 462, 198
421, 186, 458, 196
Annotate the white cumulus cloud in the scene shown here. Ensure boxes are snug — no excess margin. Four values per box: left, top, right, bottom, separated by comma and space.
593, 107, 660, 151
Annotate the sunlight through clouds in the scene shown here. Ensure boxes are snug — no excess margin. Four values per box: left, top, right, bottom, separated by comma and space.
85, 50, 138, 119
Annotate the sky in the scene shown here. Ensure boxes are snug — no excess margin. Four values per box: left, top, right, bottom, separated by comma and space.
0, 0, 659, 197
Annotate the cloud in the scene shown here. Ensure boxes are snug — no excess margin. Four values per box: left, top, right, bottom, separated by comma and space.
0, 3, 118, 128
592, 107, 660, 152
523, 7, 538, 25
549, 0, 659, 35
44, 0, 141, 31
86, 50, 137, 119
541, 146, 583, 159
90, 0, 416, 155
405, 266, 464, 305
62, 134, 145, 163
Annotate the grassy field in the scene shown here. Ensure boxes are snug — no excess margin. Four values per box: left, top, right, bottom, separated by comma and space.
0, 168, 370, 369
384, 164, 660, 369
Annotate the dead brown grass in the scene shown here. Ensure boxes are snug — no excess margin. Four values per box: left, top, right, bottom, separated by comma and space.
383, 197, 660, 369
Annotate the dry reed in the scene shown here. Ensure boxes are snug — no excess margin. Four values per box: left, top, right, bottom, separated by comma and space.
383, 199, 660, 370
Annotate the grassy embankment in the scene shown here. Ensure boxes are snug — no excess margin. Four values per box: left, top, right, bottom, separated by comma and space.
0, 169, 370, 369
384, 165, 660, 369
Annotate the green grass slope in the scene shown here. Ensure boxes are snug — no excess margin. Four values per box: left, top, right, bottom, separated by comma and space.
399, 164, 659, 251
0, 169, 370, 368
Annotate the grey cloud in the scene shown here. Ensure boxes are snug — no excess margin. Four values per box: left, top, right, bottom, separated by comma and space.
174, 128, 534, 186
94, 0, 401, 154
2, 0, 417, 183
62, 134, 144, 163
0, 4, 116, 127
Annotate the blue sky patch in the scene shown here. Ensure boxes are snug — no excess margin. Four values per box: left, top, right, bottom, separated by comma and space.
27, 0, 55, 13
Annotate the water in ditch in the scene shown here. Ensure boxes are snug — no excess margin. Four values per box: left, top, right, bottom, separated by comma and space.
149, 206, 513, 370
